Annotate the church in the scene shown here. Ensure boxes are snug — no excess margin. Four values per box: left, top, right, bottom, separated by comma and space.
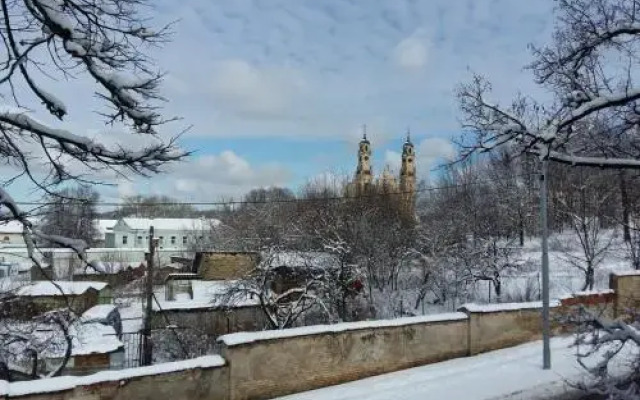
345, 128, 416, 215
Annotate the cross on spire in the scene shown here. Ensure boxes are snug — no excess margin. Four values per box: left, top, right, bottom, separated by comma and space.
406, 127, 411, 143
362, 123, 367, 141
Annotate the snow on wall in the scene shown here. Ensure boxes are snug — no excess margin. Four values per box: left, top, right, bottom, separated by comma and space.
219, 312, 468, 346
458, 301, 561, 313
0, 355, 226, 397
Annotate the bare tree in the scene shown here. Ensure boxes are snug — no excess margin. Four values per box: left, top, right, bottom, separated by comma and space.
557, 172, 617, 291
223, 248, 333, 329
39, 185, 100, 247
0, 0, 186, 379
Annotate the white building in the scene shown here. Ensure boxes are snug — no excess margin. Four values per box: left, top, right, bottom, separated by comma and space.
0, 220, 26, 246
105, 218, 218, 249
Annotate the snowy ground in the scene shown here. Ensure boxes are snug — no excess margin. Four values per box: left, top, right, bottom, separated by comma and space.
275, 337, 615, 400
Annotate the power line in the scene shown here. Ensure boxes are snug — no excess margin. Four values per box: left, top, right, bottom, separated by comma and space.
12, 173, 539, 208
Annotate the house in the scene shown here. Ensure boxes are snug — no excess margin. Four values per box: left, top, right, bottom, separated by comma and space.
151, 279, 265, 336
104, 218, 219, 249
3, 320, 124, 378
0, 262, 32, 280
14, 281, 112, 316
94, 219, 118, 246
0, 221, 26, 247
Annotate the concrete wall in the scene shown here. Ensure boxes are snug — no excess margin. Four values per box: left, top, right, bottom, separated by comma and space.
5, 356, 228, 400
610, 272, 640, 320
4, 275, 637, 400
219, 314, 469, 400
197, 253, 258, 281
150, 306, 266, 336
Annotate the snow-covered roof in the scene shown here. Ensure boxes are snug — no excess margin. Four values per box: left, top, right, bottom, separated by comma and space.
17, 281, 108, 297
67, 323, 123, 356
95, 219, 117, 239
0, 221, 24, 234
153, 280, 257, 311
81, 304, 118, 323
219, 312, 468, 346
118, 218, 219, 232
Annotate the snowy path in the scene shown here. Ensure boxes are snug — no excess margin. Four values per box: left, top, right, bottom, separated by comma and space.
276, 337, 591, 400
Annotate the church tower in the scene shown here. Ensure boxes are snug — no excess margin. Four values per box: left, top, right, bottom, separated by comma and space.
354, 125, 373, 193
400, 129, 416, 214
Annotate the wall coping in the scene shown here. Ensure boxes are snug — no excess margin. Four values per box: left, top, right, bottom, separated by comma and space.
558, 289, 614, 300
611, 270, 640, 277
218, 312, 468, 347
0, 355, 226, 397
458, 301, 561, 313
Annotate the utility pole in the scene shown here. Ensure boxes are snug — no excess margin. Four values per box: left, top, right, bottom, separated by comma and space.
142, 225, 155, 366
540, 159, 551, 370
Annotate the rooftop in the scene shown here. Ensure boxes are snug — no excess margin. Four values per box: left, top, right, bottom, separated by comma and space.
17, 281, 108, 297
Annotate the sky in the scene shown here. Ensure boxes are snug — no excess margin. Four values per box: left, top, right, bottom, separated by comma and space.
5, 0, 557, 203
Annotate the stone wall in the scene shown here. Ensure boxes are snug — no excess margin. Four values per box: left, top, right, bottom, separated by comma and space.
197, 252, 259, 281
219, 313, 469, 400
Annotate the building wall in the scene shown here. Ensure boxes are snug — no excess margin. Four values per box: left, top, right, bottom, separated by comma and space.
220, 315, 469, 400
150, 306, 266, 336
197, 252, 258, 281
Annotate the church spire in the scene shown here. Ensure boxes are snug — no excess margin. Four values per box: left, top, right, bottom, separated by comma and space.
405, 127, 412, 144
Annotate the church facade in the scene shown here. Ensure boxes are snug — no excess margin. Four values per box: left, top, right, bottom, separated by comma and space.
345, 130, 416, 215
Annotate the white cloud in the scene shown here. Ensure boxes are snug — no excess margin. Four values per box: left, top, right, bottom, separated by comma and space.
416, 137, 456, 175
384, 150, 401, 172
392, 29, 430, 70
164, 150, 293, 200
210, 59, 309, 119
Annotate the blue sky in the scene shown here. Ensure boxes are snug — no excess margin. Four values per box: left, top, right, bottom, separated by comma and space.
6, 0, 557, 202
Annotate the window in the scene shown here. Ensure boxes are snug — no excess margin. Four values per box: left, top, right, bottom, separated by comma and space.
137, 236, 142, 245
182, 236, 187, 245
122, 235, 128, 245
159, 236, 164, 244
2, 236, 9, 242
171, 236, 176, 245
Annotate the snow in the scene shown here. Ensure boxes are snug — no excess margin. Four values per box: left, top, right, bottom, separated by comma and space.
273, 337, 623, 400
0, 220, 25, 234
266, 252, 339, 269
558, 289, 614, 300
1, 355, 225, 396
67, 323, 122, 356
17, 281, 107, 297
79, 260, 142, 275
611, 269, 640, 277
219, 312, 468, 346
153, 280, 257, 310
459, 301, 561, 313
120, 218, 218, 231
81, 304, 117, 322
